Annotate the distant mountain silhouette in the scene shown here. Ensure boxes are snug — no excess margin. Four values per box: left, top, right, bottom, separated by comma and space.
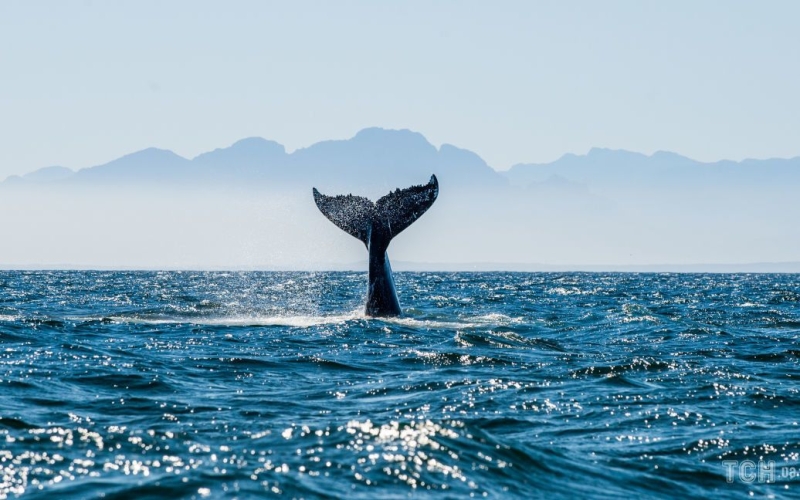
2, 128, 506, 192
69, 148, 192, 183
192, 137, 289, 183
504, 147, 800, 190
4, 165, 74, 184
5, 129, 800, 194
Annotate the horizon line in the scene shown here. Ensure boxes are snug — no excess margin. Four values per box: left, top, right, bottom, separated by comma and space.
3, 261, 800, 274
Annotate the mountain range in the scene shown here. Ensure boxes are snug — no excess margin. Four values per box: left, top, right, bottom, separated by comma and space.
5, 127, 800, 193
3, 128, 502, 193
2, 127, 800, 270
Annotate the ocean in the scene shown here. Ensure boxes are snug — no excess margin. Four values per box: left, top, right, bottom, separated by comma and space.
0, 271, 798, 499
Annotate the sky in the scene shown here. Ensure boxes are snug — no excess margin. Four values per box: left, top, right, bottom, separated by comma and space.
1, 0, 800, 179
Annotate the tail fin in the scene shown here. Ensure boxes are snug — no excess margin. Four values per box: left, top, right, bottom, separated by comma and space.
313, 175, 439, 245
375, 175, 439, 239
312, 190, 374, 244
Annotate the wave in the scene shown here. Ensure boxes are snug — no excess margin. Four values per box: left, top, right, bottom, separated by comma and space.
98, 313, 361, 328
65, 311, 528, 331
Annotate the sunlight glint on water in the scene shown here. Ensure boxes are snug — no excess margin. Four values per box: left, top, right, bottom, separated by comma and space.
0, 271, 799, 498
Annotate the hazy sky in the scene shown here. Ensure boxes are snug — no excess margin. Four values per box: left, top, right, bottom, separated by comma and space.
2, 0, 799, 179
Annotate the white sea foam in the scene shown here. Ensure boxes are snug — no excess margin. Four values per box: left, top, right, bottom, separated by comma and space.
383, 312, 523, 330
471, 313, 521, 324
740, 302, 761, 308
384, 317, 474, 329
105, 313, 360, 328
94, 311, 524, 330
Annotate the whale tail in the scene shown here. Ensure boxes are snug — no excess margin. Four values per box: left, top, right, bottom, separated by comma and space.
312, 175, 439, 247
313, 175, 439, 317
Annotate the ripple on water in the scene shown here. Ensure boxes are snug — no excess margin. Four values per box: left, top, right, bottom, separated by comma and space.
1, 271, 799, 498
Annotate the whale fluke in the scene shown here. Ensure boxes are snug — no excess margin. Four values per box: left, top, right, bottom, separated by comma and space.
313, 175, 439, 317
311, 191, 374, 244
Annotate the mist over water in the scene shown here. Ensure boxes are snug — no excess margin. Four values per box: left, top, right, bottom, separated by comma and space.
1, 271, 798, 498
2, 179, 799, 270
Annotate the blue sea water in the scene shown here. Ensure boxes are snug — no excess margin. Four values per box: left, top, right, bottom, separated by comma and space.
0, 271, 799, 499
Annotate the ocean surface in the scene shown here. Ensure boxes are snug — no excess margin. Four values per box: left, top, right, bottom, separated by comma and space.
1, 271, 799, 499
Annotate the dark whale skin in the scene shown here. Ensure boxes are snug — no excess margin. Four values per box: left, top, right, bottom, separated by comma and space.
313, 175, 439, 317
